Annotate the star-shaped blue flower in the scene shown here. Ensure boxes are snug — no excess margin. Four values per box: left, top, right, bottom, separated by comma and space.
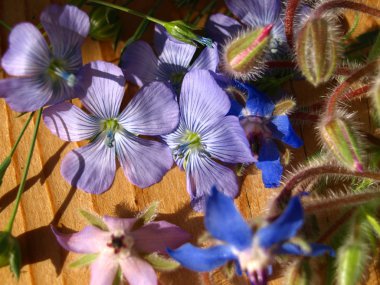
168, 187, 335, 285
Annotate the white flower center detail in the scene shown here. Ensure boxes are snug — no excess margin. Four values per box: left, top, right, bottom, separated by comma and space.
237, 238, 271, 274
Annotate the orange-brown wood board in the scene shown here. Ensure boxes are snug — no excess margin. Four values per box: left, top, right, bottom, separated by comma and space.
0, 0, 380, 284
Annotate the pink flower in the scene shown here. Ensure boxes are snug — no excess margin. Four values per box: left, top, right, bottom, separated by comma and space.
52, 215, 190, 285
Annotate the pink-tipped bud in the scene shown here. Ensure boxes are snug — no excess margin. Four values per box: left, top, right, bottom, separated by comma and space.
319, 117, 364, 172
296, 18, 340, 86
222, 24, 273, 80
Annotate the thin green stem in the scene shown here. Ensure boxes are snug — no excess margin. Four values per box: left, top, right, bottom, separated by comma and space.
88, 0, 166, 25
0, 19, 11, 31
5, 109, 43, 233
9, 112, 34, 158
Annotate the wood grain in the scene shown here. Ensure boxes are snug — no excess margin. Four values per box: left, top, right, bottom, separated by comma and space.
0, 1, 379, 284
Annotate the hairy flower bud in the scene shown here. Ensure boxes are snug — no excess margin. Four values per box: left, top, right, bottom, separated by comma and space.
222, 25, 273, 80
89, 6, 121, 41
371, 75, 380, 119
319, 117, 364, 171
296, 17, 340, 86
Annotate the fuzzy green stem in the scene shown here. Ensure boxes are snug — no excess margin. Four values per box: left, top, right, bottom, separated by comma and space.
284, 0, 301, 48
88, 0, 166, 25
325, 60, 379, 118
314, 0, 380, 19
5, 109, 42, 233
304, 191, 380, 214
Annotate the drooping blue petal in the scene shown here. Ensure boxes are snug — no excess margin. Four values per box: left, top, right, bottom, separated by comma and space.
205, 13, 241, 44
278, 242, 335, 257
40, 4, 89, 71
167, 244, 235, 272
256, 139, 283, 188
205, 187, 253, 250
256, 196, 304, 249
244, 85, 275, 117
270, 115, 303, 148
120, 41, 159, 87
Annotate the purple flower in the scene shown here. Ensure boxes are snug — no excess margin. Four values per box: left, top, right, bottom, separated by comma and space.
52, 215, 191, 285
168, 187, 334, 285
227, 80, 302, 188
163, 70, 254, 211
43, 61, 179, 194
120, 25, 219, 90
0, 5, 90, 112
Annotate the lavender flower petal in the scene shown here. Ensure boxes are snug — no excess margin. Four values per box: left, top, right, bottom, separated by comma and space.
103, 216, 137, 232
1, 23, 49, 76
205, 13, 241, 44
120, 41, 159, 87
40, 4, 89, 71
120, 256, 157, 285
61, 135, 116, 194
205, 187, 253, 250
51, 225, 108, 254
189, 46, 219, 72
201, 116, 254, 164
181, 70, 230, 130
118, 82, 179, 136
90, 253, 119, 285
186, 154, 238, 211
132, 221, 191, 254
115, 131, 173, 188
81, 61, 125, 119
43, 102, 100, 142
0, 77, 52, 112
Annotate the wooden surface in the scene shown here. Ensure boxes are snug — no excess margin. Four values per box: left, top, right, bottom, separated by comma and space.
0, 1, 380, 284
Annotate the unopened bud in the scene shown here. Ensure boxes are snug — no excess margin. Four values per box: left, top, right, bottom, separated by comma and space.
337, 242, 368, 285
222, 25, 273, 80
89, 6, 121, 41
371, 76, 380, 119
319, 118, 364, 171
296, 18, 340, 86
162, 21, 213, 47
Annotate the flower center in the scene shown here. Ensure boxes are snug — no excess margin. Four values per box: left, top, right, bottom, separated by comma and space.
173, 130, 210, 169
48, 59, 76, 87
102, 118, 120, 148
106, 232, 134, 255
170, 71, 186, 85
241, 116, 272, 140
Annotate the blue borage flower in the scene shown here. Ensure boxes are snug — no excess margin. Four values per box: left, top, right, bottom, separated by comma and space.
120, 24, 219, 90
0, 5, 90, 112
43, 61, 179, 194
215, 76, 303, 188
168, 187, 335, 285
163, 70, 254, 211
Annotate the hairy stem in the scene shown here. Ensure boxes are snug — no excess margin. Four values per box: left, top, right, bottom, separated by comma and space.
314, 0, 380, 19
284, 0, 301, 48
5, 109, 42, 233
317, 210, 355, 243
325, 60, 378, 118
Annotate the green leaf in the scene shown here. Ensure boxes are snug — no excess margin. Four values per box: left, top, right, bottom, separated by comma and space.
79, 210, 108, 231
143, 253, 180, 272
133, 201, 160, 230
9, 238, 21, 279
368, 30, 380, 61
69, 253, 99, 268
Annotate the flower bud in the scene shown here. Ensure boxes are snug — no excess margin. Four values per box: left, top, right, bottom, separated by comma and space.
371, 76, 380, 119
337, 242, 368, 285
222, 25, 273, 80
162, 21, 213, 47
0, 232, 21, 279
319, 117, 364, 171
89, 6, 121, 41
296, 18, 340, 86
